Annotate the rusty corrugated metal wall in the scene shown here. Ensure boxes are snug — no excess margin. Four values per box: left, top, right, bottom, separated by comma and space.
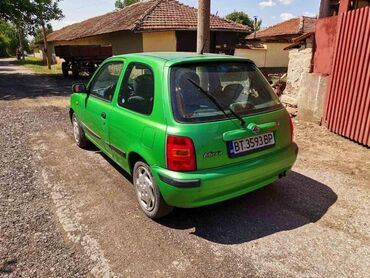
324, 7, 370, 146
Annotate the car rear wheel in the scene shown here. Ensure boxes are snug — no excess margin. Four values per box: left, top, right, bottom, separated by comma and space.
72, 113, 91, 148
133, 161, 173, 219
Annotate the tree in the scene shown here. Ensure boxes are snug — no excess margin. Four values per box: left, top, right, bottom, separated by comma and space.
30, 0, 64, 69
0, 20, 17, 57
32, 24, 53, 44
0, 1, 33, 58
0, 1, 33, 22
115, 0, 138, 9
0, 0, 63, 67
226, 11, 262, 32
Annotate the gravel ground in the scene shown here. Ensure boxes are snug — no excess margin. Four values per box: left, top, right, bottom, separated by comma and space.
0, 105, 91, 277
0, 58, 369, 277
0, 59, 90, 276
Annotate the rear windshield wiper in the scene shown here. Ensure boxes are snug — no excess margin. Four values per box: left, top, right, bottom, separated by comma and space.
187, 78, 246, 127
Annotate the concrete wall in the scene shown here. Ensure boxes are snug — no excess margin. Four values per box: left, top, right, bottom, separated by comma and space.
143, 31, 177, 52
264, 43, 290, 68
313, 16, 338, 75
297, 73, 328, 123
33, 46, 46, 60
235, 42, 290, 68
234, 48, 267, 67
284, 43, 313, 103
49, 30, 143, 61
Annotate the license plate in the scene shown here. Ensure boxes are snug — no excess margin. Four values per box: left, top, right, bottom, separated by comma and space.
228, 132, 275, 157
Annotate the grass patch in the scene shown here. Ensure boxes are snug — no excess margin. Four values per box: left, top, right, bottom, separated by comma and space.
16, 56, 62, 75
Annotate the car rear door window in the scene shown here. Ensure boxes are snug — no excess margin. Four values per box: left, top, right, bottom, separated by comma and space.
118, 63, 154, 115
89, 62, 123, 101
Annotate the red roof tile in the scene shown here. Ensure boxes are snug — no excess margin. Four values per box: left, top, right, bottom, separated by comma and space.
246, 16, 317, 41
47, 0, 250, 42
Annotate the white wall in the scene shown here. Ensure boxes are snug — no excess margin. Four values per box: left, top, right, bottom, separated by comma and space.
142, 31, 177, 52
234, 48, 267, 67
235, 42, 290, 68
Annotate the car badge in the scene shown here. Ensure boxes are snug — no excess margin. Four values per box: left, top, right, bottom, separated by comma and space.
252, 125, 260, 134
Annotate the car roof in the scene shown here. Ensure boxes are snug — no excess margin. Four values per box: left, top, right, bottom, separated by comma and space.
111, 52, 253, 66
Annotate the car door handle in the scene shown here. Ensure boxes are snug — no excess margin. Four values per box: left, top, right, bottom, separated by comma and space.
101, 112, 106, 119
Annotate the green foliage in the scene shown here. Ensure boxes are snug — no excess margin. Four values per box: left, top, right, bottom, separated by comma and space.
0, 0, 63, 36
0, 19, 30, 57
32, 24, 53, 43
0, 0, 33, 23
226, 11, 262, 31
31, 0, 64, 29
115, 0, 139, 9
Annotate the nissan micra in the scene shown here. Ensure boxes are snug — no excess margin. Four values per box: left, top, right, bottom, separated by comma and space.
70, 52, 298, 219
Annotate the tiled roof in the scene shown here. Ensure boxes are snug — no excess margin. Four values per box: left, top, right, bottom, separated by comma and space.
246, 16, 317, 41
47, 0, 250, 42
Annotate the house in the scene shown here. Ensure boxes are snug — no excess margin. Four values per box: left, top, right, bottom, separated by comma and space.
234, 16, 316, 71
43, 0, 250, 62
289, 0, 369, 146
32, 43, 46, 60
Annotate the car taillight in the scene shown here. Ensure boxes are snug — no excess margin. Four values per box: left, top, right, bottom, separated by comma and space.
166, 135, 196, 172
289, 116, 294, 143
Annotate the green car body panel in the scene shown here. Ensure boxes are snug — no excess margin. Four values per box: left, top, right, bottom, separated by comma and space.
70, 52, 298, 208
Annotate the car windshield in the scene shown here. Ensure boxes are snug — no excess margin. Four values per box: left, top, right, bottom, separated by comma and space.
170, 62, 282, 123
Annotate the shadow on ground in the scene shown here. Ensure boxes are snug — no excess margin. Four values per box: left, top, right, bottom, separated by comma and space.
0, 59, 89, 100
157, 171, 337, 244
92, 144, 337, 245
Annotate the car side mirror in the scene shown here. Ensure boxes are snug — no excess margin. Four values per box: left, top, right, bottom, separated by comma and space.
72, 83, 87, 94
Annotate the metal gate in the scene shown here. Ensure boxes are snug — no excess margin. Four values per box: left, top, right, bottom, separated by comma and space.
324, 7, 370, 146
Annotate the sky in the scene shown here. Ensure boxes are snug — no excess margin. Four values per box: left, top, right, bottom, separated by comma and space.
50, 0, 321, 31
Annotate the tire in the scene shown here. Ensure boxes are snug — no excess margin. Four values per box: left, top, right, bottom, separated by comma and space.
61, 62, 69, 77
133, 161, 173, 219
72, 113, 91, 148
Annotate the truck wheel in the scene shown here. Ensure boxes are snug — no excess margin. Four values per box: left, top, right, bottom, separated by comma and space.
61, 62, 69, 77
133, 161, 173, 219
72, 113, 91, 148
72, 63, 79, 79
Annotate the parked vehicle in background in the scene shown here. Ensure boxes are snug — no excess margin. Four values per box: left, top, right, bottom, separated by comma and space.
69, 52, 298, 219
55, 45, 112, 78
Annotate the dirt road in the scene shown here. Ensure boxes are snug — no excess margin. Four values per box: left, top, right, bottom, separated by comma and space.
1, 58, 369, 277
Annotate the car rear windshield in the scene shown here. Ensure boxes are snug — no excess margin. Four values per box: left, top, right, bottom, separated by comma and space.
170, 62, 282, 123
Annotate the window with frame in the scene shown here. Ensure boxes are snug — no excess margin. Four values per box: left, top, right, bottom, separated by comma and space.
89, 62, 123, 101
118, 63, 154, 115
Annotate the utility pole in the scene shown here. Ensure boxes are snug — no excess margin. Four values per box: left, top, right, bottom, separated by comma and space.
253, 16, 258, 39
196, 0, 210, 54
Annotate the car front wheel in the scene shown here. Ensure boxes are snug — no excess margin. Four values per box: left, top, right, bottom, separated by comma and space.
133, 161, 173, 219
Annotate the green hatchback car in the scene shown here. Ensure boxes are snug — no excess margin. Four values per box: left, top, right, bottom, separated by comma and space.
70, 52, 298, 219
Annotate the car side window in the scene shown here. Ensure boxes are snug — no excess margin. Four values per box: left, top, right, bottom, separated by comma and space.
89, 62, 123, 101
118, 63, 154, 115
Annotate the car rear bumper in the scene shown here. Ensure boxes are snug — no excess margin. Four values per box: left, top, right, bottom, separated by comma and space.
151, 143, 298, 208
